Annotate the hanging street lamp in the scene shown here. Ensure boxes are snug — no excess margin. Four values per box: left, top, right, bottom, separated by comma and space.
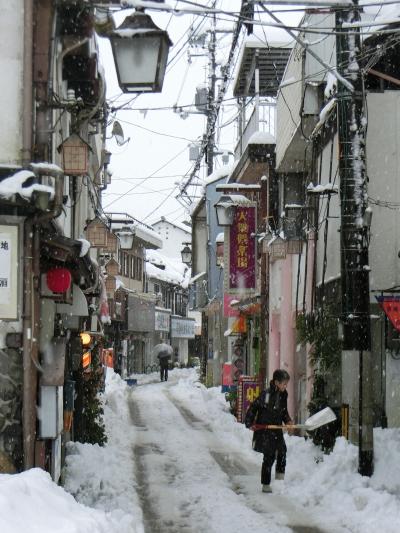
181, 243, 192, 265
109, 10, 172, 93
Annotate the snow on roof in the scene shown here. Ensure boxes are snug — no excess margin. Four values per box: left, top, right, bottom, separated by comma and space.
146, 249, 190, 288
190, 271, 207, 284
204, 163, 234, 185
218, 194, 253, 206
0, 170, 55, 201
108, 213, 163, 249
247, 131, 276, 145
217, 183, 261, 191
188, 194, 205, 217
151, 216, 191, 234
77, 238, 91, 257
215, 232, 224, 243
307, 182, 338, 194
30, 162, 64, 175
122, 0, 173, 9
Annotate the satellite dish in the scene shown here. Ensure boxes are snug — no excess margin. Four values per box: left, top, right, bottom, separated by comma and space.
111, 121, 130, 146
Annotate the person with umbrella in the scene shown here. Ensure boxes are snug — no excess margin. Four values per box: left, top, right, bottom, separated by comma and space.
153, 341, 173, 382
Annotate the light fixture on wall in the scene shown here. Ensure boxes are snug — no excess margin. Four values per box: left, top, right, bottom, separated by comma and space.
181, 243, 192, 265
109, 10, 172, 93
214, 195, 236, 226
117, 226, 135, 250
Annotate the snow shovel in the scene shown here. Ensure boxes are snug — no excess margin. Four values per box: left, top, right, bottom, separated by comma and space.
251, 407, 337, 432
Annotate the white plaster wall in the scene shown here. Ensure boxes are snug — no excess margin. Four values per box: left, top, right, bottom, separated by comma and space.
0, 1, 24, 164
366, 91, 400, 292
276, 43, 303, 170
152, 221, 191, 259
291, 247, 306, 311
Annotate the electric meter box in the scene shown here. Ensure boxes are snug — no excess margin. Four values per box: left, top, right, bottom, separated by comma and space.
38, 385, 63, 439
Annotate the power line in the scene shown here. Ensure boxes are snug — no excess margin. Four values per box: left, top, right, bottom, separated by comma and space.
103, 145, 189, 208
115, 117, 198, 142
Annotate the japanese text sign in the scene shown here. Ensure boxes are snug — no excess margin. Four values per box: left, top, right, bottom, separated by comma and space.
229, 206, 256, 290
0, 225, 18, 320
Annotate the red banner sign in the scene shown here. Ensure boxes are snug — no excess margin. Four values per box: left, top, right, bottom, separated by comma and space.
229, 206, 256, 290
376, 296, 400, 331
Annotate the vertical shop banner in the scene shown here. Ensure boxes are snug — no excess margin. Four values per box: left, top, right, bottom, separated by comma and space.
0, 225, 18, 319
229, 206, 256, 290
237, 376, 261, 423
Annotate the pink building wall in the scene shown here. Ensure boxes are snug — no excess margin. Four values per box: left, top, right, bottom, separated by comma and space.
268, 313, 280, 381
268, 256, 296, 418
305, 234, 316, 405
279, 256, 296, 418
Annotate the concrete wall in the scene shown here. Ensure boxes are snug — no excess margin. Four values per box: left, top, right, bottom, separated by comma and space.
0, 1, 24, 165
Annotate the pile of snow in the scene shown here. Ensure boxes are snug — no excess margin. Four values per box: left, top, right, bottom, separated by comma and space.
0, 170, 54, 201
2, 369, 400, 532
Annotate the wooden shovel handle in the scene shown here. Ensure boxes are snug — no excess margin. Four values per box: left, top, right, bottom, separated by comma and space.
251, 424, 294, 431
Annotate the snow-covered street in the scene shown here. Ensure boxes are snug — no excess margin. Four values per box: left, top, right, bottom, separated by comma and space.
2, 368, 400, 533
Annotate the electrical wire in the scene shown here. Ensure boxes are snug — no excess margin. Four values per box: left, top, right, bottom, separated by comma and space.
103, 144, 189, 208
113, 116, 197, 142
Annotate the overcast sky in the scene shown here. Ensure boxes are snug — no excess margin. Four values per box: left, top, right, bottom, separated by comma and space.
99, 1, 302, 226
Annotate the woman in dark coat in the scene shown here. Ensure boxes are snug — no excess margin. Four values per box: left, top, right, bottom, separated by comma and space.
245, 369, 292, 493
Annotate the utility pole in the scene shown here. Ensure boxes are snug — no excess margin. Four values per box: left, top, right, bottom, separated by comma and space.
206, 4, 217, 176
336, 1, 373, 476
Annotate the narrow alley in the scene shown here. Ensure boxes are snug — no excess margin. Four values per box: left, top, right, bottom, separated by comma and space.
124, 371, 349, 533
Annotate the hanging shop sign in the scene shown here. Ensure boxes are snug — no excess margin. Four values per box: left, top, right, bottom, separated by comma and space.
0, 224, 19, 320
101, 348, 114, 368
155, 309, 171, 332
224, 205, 256, 295
171, 316, 196, 339
376, 295, 400, 331
58, 134, 90, 176
236, 376, 261, 423
127, 294, 155, 332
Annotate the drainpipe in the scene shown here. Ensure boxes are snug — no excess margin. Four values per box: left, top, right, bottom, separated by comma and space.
21, 0, 34, 470
22, 165, 64, 469
22, 0, 33, 166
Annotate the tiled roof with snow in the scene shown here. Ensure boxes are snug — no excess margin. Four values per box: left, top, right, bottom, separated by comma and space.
146, 249, 191, 289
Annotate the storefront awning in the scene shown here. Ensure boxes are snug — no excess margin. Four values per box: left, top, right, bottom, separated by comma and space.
224, 315, 247, 337
41, 228, 98, 291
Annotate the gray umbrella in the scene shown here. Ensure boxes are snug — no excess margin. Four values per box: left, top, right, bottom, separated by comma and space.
153, 343, 173, 360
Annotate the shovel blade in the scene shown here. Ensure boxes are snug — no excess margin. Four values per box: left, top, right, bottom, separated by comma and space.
304, 407, 337, 431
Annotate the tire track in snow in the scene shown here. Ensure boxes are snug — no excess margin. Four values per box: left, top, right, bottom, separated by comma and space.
163, 389, 336, 533
128, 391, 198, 533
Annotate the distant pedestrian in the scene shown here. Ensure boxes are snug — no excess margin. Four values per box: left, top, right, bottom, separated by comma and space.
153, 342, 173, 382
244, 369, 293, 493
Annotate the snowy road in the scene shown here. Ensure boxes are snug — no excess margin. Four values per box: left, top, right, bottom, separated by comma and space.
127, 374, 343, 533
3, 369, 399, 533
56, 368, 400, 533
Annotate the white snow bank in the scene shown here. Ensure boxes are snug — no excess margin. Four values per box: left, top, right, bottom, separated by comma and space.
0, 468, 136, 533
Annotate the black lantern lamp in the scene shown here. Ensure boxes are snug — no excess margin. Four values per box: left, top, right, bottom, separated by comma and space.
214, 195, 236, 226
181, 243, 192, 265
109, 11, 172, 93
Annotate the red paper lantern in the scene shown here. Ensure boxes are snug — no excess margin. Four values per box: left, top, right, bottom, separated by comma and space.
46, 267, 72, 293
